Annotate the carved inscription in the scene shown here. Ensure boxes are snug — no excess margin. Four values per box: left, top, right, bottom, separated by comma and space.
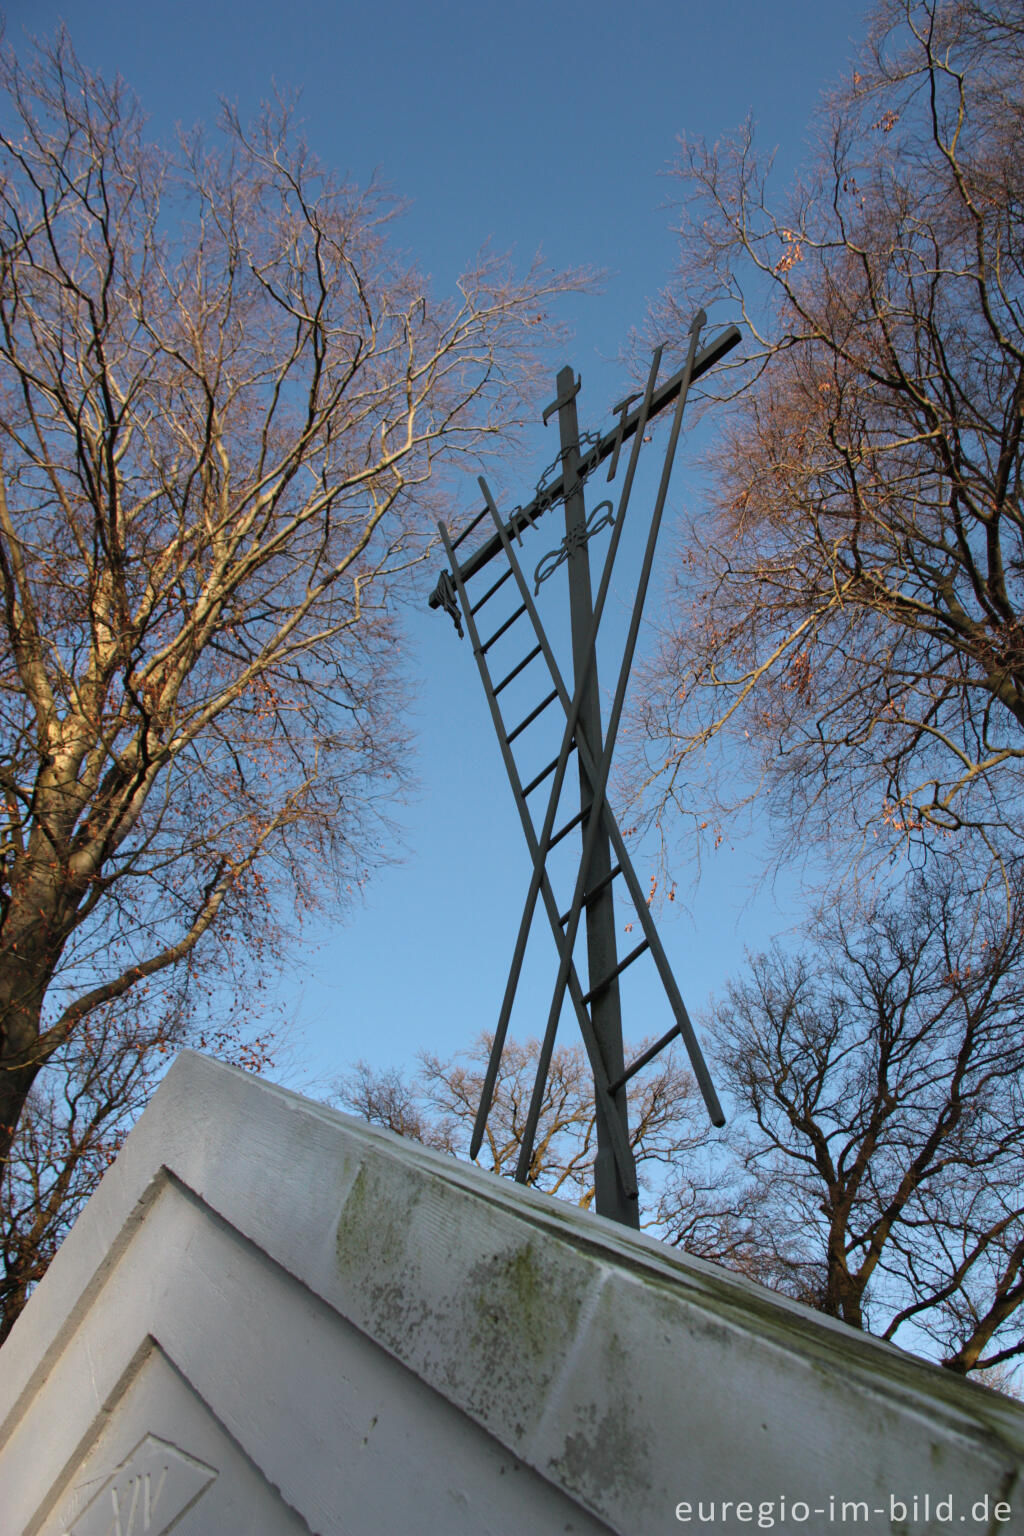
64, 1434, 217, 1536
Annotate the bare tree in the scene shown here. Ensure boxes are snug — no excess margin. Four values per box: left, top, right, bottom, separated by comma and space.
0, 25, 582, 1293
0, 974, 273, 1342
0, 27, 580, 1161
673, 870, 1024, 1377
631, 0, 1024, 869
336, 1033, 711, 1214
336, 1058, 458, 1152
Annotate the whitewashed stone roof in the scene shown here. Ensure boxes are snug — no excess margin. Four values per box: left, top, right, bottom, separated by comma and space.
1, 1050, 1022, 1534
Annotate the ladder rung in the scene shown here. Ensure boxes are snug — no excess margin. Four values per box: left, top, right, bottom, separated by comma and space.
507, 689, 558, 744
494, 644, 542, 695
470, 566, 513, 614
451, 506, 488, 550
522, 742, 576, 797
581, 939, 651, 1007
548, 805, 589, 849
481, 603, 527, 653
558, 863, 622, 926
607, 1024, 683, 1095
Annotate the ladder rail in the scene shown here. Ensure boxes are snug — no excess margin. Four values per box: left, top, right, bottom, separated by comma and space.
464, 491, 597, 1165
437, 324, 729, 1207
532, 310, 724, 1136
474, 344, 724, 1170
485, 512, 722, 1177
466, 345, 666, 1172
437, 521, 640, 1198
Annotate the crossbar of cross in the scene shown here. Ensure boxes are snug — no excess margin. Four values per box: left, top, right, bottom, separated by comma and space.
429, 322, 741, 599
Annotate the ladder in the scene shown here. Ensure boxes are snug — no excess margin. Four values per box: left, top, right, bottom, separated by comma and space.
432, 312, 739, 1224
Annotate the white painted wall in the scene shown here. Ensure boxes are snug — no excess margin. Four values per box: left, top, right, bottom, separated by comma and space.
1, 1051, 1022, 1535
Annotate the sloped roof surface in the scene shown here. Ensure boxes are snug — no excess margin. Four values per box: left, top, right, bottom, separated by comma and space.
1, 1051, 1022, 1535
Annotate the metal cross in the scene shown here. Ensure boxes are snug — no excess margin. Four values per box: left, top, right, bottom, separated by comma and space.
429, 312, 740, 1226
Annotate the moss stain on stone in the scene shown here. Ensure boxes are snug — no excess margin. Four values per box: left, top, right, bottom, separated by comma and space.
550, 1328, 651, 1512
461, 1238, 589, 1439
333, 1155, 437, 1348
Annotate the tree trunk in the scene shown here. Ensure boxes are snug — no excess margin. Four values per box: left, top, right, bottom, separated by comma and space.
0, 941, 60, 1168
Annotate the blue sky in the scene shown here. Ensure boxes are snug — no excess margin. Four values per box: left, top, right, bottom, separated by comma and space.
10, 0, 867, 1096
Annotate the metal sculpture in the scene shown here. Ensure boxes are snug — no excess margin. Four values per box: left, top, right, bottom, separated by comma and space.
429, 311, 740, 1225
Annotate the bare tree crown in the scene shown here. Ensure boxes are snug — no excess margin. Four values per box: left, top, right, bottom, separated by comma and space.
699, 872, 1024, 1376
633, 0, 1024, 867
0, 25, 583, 1328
